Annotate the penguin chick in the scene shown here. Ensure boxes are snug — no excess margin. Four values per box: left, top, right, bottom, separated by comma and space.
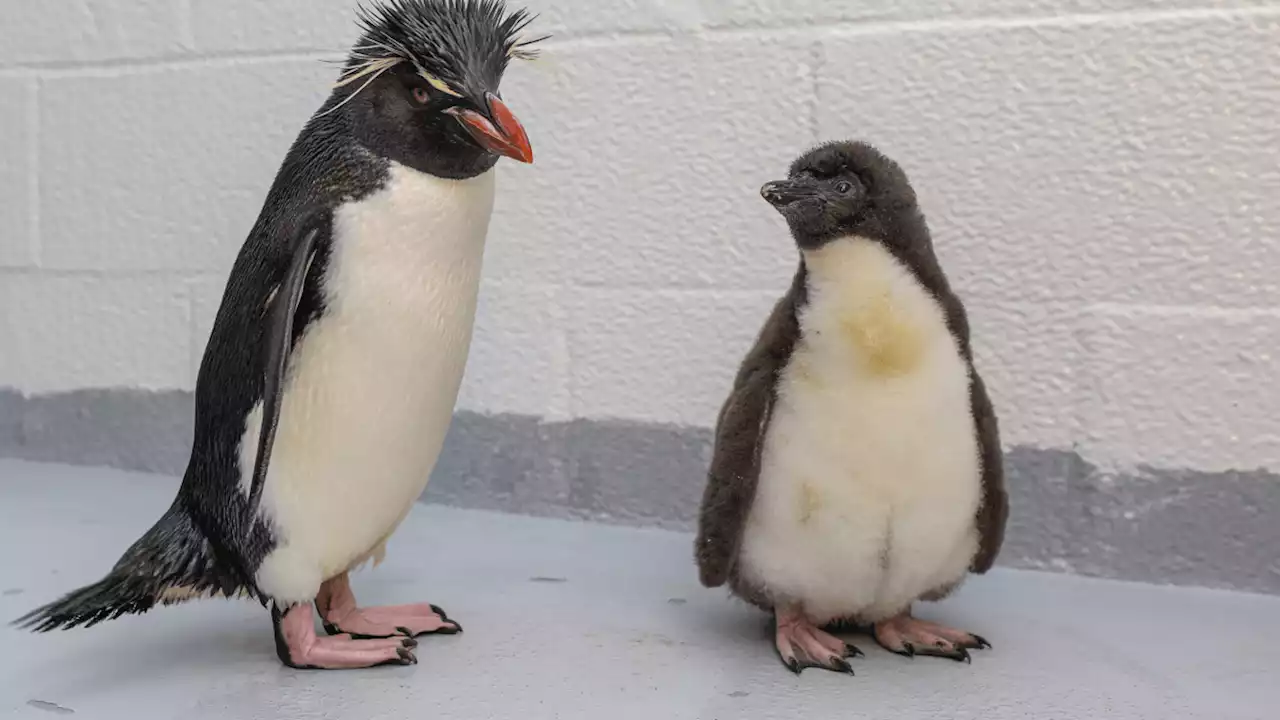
695, 140, 1008, 675
15, 0, 545, 670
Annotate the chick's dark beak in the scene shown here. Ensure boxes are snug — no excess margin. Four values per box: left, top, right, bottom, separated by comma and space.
760, 179, 817, 208
445, 93, 533, 163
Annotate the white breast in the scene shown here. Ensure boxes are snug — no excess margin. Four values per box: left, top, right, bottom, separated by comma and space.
246, 162, 496, 604
738, 237, 982, 623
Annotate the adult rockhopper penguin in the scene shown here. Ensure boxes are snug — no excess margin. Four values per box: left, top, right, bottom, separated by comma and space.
15, 0, 545, 670
694, 141, 1009, 674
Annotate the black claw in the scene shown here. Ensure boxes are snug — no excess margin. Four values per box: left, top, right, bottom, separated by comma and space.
908, 644, 972, 663
396, 622, 462, 638
831, 657, 855, 675
396, 646, 416, 665
902, 642, 915, 658
971, 634, 992, 650
427, 605, 462, 633
785, 657, 801, 675
844, 643, 864, 658
400, 635, 418, 649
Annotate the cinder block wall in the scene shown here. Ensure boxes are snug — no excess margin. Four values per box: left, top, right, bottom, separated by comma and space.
1, 2, 1278, 593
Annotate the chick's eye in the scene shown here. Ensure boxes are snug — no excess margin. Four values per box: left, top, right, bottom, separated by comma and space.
835, 181, 853, 194
412, 86, 431, 104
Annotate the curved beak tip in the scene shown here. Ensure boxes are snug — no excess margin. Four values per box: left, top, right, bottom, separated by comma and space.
760, 179, 812, 208
760, 181, 788, 207
449, 94, 534, 164
488, 94, 533, 164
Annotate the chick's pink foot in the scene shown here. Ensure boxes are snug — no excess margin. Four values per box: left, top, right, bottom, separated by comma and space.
316, 572, 461, 639
775, 608, 862, 675
273, 602, 416, 670
873, 611, 990, 662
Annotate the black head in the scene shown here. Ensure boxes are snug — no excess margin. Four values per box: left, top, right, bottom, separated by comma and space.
323, 0, 547, 179
760, 141, 920, 251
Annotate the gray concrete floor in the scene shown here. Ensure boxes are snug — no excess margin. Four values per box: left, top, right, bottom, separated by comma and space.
0, 460, 1276, 720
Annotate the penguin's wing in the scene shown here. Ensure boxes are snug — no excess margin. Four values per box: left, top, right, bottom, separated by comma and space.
908, 244, 1010, 574
967, 367, 1008, 573
695, 269, 806, 588
245, 225, 321, 518
176, 210, 334, 589
695, 365, 778, 588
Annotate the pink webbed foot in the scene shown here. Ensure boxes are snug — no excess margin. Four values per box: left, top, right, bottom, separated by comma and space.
273, 602, 416, 670
775, 608, 863, 675
873, 611, 991, 663
316, 573, 461, 640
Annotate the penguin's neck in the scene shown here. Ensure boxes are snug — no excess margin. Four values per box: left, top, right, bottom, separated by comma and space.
799, 236, 948, 379
326, 160, 495, 320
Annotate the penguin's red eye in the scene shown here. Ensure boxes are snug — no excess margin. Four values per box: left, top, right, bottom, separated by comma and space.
412, 87, 431, 104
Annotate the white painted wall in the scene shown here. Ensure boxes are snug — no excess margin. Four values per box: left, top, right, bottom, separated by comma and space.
1, 1, 1278, 472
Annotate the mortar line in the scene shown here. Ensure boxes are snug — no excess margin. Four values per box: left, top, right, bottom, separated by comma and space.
0, 267, 228, 279
703, 4, 1280, 39
27, 77, 40, 267
806, 40, 822, 143
0, 49, 346, 77
1, 4, 1276, 75
546, 284, 574, 423
1087, 302, 1280, 319
175, 0, 197, 52
186, 278, 200, 388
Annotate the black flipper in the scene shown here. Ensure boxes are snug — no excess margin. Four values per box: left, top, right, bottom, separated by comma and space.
12, 501, 237, 631
967, 368, 1007, 573
695, 266, 807, 588
906, 237, 1009, 574
245, 227, 320, 520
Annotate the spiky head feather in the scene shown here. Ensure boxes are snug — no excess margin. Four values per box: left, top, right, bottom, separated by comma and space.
343, 0, 544, 89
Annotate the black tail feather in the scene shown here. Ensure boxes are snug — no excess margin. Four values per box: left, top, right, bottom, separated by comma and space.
12, 502, 245, 632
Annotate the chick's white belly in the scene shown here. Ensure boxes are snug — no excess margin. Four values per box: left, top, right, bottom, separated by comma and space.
737, 235, 984, 623
739, 360, 981, 623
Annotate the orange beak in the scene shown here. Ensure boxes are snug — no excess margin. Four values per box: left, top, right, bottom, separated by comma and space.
445, 93, 533, 164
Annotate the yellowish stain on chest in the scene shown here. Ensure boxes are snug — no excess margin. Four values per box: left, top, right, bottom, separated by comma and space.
807, 239, 930, 379
797, 481, 822, 524
839, 289, 925, 377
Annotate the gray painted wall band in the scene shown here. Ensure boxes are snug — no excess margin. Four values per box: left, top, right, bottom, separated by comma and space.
1, 388, 1276, 595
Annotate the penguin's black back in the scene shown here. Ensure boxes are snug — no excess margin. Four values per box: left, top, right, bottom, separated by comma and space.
180, 110, 395, 582
15, 110, 400, 635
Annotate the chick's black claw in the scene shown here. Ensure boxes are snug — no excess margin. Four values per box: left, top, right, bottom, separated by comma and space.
845, 643, 864, 658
